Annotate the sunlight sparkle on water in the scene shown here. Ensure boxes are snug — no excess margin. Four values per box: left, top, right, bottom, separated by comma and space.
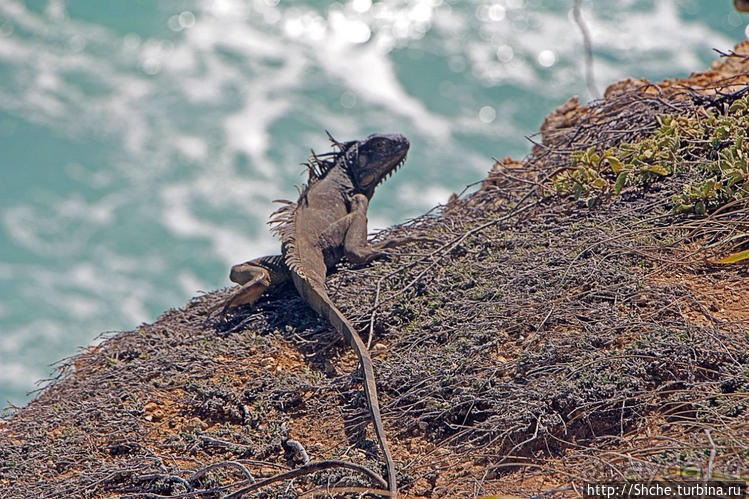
330, 10, 371, 44
496, 44, 513, 62
168, 11, 195, 32
351, 0, 372, 14
488, 4, 506, 21
179, 11, 196, 29
537, 49, 556, 67
340, 91, 357, 108
479, 105, 496, 123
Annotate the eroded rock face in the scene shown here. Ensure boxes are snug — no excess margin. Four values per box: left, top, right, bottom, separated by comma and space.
602, 77, 651, 99
539, 95, 580, 137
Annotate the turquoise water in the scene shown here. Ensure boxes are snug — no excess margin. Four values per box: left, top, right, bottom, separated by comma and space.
0, 0, 746, 408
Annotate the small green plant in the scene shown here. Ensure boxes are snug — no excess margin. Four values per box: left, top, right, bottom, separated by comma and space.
552, 95, 749, 214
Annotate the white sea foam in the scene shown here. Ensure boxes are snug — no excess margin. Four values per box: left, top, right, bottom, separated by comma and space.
3, 194, 117, 256
397, 183, 455, 210
177, 270, 210, 297
0, 362, 43, 401
160, 181, 279, 264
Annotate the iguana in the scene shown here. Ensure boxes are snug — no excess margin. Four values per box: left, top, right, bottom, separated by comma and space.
222, 132, 411, 497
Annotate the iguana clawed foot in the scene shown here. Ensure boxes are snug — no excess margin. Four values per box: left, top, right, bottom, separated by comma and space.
361, 235, 441, 262
219, 254, 290, 316
374, 235, 436, 251
343, 236, 422, 265
220, 264, 271, 315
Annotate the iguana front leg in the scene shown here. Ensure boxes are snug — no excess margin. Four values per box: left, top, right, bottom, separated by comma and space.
322, 193, 417, 265
222, 254, 290, 314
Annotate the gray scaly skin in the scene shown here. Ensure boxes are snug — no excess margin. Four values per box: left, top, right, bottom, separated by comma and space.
223, 132, 411, 497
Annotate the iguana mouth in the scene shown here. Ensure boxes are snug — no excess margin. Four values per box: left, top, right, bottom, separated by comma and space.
378, 153, 408, 187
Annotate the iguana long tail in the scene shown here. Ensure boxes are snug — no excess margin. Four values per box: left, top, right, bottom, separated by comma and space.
292, 273, 398, 498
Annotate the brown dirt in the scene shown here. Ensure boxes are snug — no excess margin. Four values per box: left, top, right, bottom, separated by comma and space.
648, 265, 749, 328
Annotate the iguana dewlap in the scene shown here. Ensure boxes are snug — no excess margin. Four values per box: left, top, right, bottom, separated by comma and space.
223, 132, 411, 497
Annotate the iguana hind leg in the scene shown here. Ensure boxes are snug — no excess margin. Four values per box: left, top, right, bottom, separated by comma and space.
222, 255, 289, 314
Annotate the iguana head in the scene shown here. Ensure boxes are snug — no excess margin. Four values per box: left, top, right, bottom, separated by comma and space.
344, 133, 409, 198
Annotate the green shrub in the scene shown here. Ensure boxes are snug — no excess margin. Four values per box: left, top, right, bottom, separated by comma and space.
551, 95, 749, 214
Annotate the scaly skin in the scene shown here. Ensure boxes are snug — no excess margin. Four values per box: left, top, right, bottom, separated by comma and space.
223, 133, 410, 497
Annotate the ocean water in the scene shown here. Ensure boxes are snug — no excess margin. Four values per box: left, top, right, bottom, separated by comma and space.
0, 0, 745, 408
